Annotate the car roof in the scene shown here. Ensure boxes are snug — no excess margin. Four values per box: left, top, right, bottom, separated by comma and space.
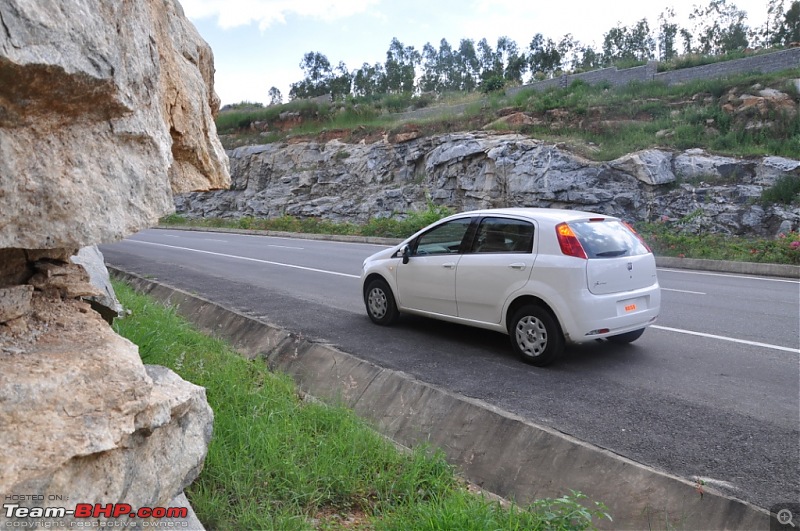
446, 207, 617, 223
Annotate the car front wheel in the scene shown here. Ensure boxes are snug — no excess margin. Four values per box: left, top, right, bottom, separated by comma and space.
607, 328, 645, 344
364, 278, 399, 325
509, 305, 564, 366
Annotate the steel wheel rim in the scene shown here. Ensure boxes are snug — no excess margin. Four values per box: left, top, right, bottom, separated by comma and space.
368, 287, 388, 319
516, 315, 548, 357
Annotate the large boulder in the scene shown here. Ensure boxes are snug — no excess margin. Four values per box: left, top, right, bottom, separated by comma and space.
0, 1, 230, 528
0, 297, 213, 528
0, 0, 230, 250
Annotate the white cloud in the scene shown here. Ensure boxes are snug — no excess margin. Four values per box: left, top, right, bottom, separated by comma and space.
180, 0, 380, 30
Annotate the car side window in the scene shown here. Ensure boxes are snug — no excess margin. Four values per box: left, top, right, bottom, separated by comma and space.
472, 217, 534, 254
413, 218, 472, 255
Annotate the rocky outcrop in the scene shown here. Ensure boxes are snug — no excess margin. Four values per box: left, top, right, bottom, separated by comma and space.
71, 246, 125, 323
0, 0, 230, 250
1, 1, 230, 529
0, 298, 213, 527
177, 132, 800, 237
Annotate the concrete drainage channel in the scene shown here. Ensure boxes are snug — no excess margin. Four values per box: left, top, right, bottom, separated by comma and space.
110, 266, 772, 530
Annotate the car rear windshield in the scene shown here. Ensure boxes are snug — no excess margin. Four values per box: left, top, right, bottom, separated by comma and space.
570, 220, 650, 258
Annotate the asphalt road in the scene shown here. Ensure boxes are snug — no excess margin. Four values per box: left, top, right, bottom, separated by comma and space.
101, 228, 800, 511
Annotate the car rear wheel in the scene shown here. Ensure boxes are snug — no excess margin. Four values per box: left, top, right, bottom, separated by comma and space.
364, 278, 399, 325
509, 305, 563, 366
607, 328, 645, 344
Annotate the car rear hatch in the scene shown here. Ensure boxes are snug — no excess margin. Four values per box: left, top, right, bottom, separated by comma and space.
568, 219, 657, 295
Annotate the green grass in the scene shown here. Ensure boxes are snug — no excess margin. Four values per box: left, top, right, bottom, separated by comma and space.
761, 175, 800, 205
112, 281, 611, 530
161, 203, 455, 240
511, 70, 800, 160
219, 62, 800, 162
161, 203, 800, 265
636, 219, 800, 265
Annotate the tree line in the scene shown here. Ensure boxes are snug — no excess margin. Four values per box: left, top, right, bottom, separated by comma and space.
267, 0, 800, 105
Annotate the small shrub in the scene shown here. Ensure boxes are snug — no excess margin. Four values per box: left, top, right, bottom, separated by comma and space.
160, 213, 187, 225
481, 76, 506, 94
761, 175, 800, 205
637, 221, 800, 265
383, 93, 415, 113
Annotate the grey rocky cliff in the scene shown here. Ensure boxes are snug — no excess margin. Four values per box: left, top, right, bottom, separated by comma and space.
177, 132, 800, 237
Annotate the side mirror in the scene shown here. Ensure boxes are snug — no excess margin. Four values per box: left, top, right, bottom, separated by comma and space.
401, 244, 411, 264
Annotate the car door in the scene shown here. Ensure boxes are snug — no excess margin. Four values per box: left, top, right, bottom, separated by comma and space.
395, 217, 473, 316
455, 216, 537, 324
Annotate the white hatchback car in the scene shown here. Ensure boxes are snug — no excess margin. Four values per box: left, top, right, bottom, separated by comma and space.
360, 208, 661, 366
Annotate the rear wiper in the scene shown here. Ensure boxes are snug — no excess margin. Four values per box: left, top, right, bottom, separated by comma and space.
595, 249, 628, 257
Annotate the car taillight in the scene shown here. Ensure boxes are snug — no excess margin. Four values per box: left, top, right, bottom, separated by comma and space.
556, 222, 587, 259
622, 221, 652, 252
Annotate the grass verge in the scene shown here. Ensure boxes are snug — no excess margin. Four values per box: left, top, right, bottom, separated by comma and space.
636, 220, 800, 265
112, 280, 611, 530
160, 209, 800, 265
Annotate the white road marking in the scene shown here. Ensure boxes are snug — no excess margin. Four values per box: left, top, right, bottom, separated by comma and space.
157, 228, 392, 248
126, 240, 360, 279
658, 268, 800, 284
205, 239, 228, 243
661, 288, 706, 295
268, 244, 305, 249
125, 238, 799, 353
651, 325, 800, 354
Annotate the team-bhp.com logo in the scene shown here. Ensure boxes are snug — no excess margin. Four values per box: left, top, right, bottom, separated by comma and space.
3, 502, 188, 527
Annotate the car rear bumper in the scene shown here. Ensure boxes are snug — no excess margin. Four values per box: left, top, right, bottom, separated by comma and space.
559, 285, 661, 343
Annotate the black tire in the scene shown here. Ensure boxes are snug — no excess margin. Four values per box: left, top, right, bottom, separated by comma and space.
508, 304, 564, 366
607, 328, 645, 344
364, 278, 399, 325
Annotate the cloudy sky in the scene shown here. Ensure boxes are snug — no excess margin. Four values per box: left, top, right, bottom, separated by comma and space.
179, 0, 772, 107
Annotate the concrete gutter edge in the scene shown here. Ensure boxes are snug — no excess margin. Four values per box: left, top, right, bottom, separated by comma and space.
155, 226, 800, 279
110, 266, 772, 530
656, 256, 800, 278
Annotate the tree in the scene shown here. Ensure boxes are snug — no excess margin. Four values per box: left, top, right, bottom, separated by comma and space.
680, 27, 694, 54
268, 86, 282, 106
384, 38, 420, 94
573, 45, 602, 71
773, 0, 800, 45
602, 19, 655, 65
495, 36, 527, 83
352, 62, 386, 98
601, 25, 628, 64
289, 51, 333, 99
527, 33, 561, 79
758, 0, 786, 45
418, 42, 441, 93
454, 39, 480, 91
628, 19, 656, 60
658, 8, 680, 61
689, 0, 750, 55
556, 34, 577, 71
329, 61, 352, 101
438, 38, 459, 91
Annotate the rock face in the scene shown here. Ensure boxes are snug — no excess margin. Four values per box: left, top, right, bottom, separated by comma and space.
0, 298, 213, 528
70, 246, 125, 323
0, 1, 229, 528
177, 132, 800, 237
0, 0, 230, 250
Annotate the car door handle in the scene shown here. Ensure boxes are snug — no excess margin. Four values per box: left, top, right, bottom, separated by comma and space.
509, 263, 527, 270
442, 263, 456, 269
